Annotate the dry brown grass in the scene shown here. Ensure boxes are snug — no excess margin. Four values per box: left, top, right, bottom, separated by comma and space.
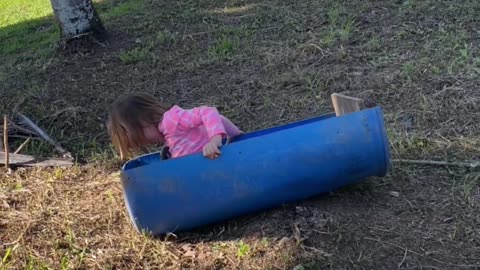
0, 166, 313, 269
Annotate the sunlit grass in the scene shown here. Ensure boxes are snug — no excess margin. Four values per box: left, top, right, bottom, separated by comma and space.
0, 0, 52, 28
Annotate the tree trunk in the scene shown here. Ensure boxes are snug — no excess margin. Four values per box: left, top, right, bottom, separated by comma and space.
49, 0, 106, 40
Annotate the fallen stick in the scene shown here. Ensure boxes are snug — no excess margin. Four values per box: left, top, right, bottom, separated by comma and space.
392, 159, 480, 168
14, 137, 31, 154
3, 115, 9, 169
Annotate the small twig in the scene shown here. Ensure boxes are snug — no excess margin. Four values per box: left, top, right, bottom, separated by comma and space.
392, 159, 480, 168
14, 137, 31, 154
224, 254, 236, 265
69, 31, 93, 40
398, 247, 408, 268
3, 115, 9, 169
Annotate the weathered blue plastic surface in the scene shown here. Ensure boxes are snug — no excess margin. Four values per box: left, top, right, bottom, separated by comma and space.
121, 107, 390, 235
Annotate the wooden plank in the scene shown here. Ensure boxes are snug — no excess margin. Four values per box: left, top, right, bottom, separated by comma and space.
331, 93, 365, 117
0, 152, 73, 167
25, 158, 74, 167
0, 152, 35, 164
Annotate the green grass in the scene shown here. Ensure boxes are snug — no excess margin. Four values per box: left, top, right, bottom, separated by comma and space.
2, 246, 12, 264
0, 17, 57, 59
0, 0, 146, 66
431, 65, 441, 75
156, 30, 176, 45
410, 28, 478, 77
338, 16, 355, 42
209, 36, 237, 59
321, 3, 356, 45
326, 2, 346, 25
367, 35, 382, 50
400, 62, 416, 79
237, 241, 251, 258
119, 46, 151, 64
100, 0, 145, 22
118, 38, 155, 64
0, 0, 52, 28
177, 0, 199, 20
0, 0, 57, 59
388, 129, 433, 159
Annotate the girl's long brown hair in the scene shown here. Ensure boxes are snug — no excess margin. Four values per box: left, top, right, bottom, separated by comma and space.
107, 93, 171, 160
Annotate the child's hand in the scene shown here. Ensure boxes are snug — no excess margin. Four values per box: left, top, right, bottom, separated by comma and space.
203, 135, 223, 159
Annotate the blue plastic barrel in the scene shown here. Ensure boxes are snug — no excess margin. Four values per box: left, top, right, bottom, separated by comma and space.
121, 107, 390, 235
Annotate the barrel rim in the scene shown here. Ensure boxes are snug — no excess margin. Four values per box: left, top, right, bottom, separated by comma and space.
374, 106, 391, 176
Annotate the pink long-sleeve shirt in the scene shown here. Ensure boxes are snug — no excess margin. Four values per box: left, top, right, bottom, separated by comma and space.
158, 105, 242, 158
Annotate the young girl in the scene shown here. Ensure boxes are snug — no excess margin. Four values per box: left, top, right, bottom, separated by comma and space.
107, 93, 243, 160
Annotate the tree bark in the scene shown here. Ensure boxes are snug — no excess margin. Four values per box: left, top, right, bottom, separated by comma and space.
49, 0, 106, 40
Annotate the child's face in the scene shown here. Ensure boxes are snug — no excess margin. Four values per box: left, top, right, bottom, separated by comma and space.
142, 124, 164, 144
